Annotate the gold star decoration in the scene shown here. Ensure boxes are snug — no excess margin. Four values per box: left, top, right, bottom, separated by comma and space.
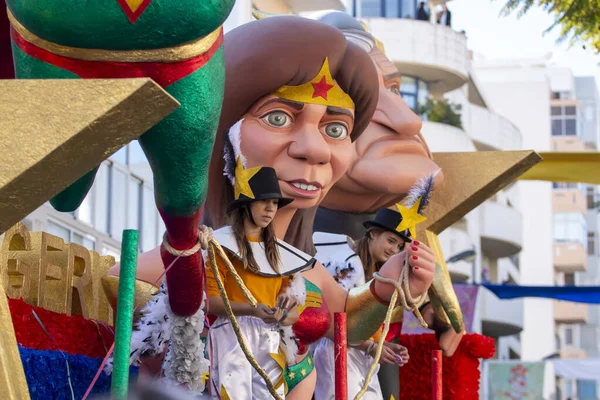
420, 150, 542, 333
395, 198, 427, 239
301, 368, 307, 376
0, 79, 179, 235
234, 156, 262, 201
201, 371, 210, 384
288, 372, 295, 379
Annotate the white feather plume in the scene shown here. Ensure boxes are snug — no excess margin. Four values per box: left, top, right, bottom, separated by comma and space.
223, 119, 245, 185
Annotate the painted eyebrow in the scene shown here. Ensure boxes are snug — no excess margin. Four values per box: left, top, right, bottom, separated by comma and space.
384, 72, 402, 81
256, 98, 304, 113
326, 106, 353, 118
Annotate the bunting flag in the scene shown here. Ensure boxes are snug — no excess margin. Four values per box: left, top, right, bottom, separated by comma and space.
482, 284, 600, 304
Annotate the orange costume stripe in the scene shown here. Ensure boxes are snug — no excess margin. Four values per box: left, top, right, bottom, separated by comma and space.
206, 240, 291, 309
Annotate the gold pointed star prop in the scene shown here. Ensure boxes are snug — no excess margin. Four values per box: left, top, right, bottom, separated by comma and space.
0, 79, 179, 234
418, 150, 542, 333
234, 156, 261, 201
395, 198, 427, 238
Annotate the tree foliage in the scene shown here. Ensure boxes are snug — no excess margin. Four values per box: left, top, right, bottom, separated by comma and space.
497, 0, 600, 52
419, 99, 463, 129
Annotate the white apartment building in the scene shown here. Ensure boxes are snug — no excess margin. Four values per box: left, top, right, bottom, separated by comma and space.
475, 61, 600, 399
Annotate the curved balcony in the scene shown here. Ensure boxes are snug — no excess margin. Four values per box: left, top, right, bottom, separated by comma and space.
364, 18, 469, 94
420, 121, 476, 152
481, 287, 524, 337
466, 104, 522, 151
480, 201, 523, 259
438, 227, 473, 282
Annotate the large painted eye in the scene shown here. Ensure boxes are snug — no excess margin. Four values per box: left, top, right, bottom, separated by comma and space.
324, 122, 348, 140
262, 111, 292, 128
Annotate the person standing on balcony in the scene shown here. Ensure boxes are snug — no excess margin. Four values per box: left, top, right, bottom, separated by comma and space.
417, 2, 430, 21
437, 2, 452, 27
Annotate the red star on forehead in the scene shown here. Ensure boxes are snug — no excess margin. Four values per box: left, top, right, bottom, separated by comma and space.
311, 76, 334, 100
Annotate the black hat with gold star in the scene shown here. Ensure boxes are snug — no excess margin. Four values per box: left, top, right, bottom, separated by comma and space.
227, 157, 294, 213
363, 201, 427, 243
363, 171, 439, 242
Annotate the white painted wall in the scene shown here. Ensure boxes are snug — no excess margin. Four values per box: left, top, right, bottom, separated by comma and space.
475, 66, 556, 361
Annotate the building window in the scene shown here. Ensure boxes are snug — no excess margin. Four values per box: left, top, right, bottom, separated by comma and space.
551, 105, 580, 136
141, 185, 158, 252
110, 146, 128, 165
95, 162, 110, 235
587, 186, 596, 209
553, 212, 587, 245
46, 220, 96, 250
128, 140, 147, 166
358, 0, 383, 17
354, 0, 418, 19
564, 379, 573, 397
109, 164, 128, 239
565, 326, 574, 345
76, 190, 94, 227
588, 232, 596, 256
400, 75, 429, 114
564, 272, 575, 286
553, 182, 578, 190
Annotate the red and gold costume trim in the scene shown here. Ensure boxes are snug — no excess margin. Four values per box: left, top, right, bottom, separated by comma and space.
8, 9, 223, 87
8, 9, 222, 63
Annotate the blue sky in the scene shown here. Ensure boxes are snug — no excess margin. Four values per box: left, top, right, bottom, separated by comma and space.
448, 0, 600, 80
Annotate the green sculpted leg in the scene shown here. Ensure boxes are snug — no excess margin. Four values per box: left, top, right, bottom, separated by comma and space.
139, 48, 225, 316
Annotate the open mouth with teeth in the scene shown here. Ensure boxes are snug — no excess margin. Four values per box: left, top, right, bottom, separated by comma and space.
286, 180, 322, 198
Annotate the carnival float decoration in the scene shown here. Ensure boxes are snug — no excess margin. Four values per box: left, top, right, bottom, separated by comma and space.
3, 1, 600, 399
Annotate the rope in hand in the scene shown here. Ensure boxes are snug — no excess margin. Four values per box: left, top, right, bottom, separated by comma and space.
353, 250, 428, 400
203, 230, 282, 400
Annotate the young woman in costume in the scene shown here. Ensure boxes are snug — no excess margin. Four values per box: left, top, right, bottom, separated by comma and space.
205, 161, 309, 398
107, 16, 438, 398
314, 202, 435, 399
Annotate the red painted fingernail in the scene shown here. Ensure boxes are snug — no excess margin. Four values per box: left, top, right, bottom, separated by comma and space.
411, 246, 418, 251
412, 255, 418, 260
414, 266, 419, 270
413, 241, 420, 245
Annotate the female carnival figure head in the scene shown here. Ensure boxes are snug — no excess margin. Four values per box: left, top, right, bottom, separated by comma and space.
203, 16, 379, 246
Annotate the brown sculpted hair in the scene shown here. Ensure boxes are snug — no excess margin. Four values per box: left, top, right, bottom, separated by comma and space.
352, 227, 385, 281
203, 16, 379, 253
230, 206, 281, 274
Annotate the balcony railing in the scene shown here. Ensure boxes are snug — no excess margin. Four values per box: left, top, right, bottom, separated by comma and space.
364, 18, 468, 94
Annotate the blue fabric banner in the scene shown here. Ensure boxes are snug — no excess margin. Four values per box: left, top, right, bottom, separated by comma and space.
481, 284, 600, 304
